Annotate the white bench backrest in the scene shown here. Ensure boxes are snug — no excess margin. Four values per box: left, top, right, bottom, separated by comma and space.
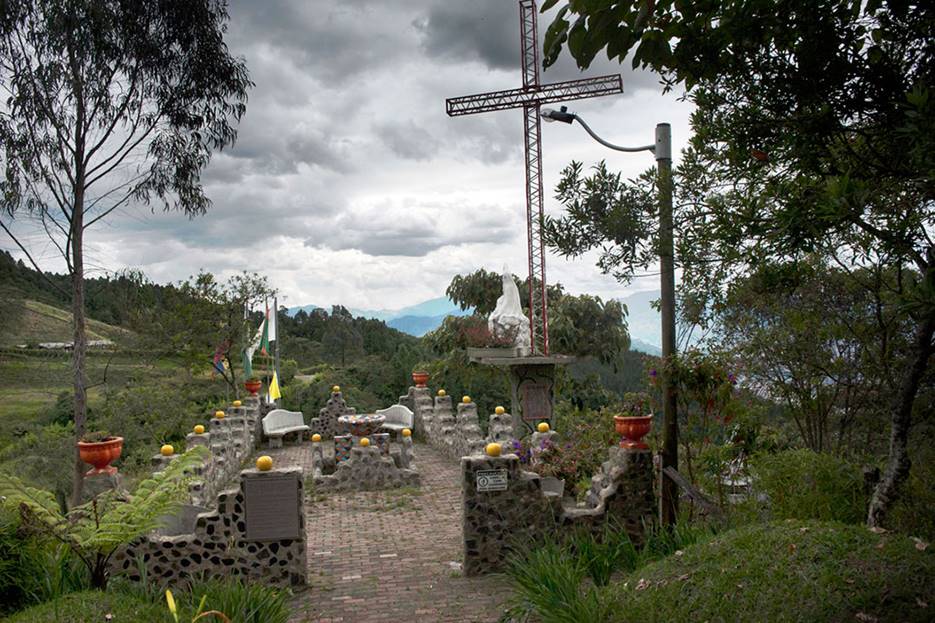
262, 409, 305, 434
376, 404, 414, 428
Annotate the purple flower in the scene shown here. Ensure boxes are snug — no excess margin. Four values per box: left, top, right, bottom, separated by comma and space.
728, 373, 737, 385
649, 369, 658, 378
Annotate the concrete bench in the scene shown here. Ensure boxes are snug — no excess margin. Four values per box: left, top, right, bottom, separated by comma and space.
377, 405, 414, 438
262, 409, 309, 448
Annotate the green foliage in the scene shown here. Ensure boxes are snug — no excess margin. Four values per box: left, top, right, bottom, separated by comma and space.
2, 589, 172, 622
0, 509, 83, 613
610, 520, 935, 623
749, 449, 867, 524
0, 423, 75, 503
179, 576, 290, 623
0, 446, 209, 588
504, 520, 715, 623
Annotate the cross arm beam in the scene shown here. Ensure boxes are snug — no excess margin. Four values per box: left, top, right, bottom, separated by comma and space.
446, 74, 622, 117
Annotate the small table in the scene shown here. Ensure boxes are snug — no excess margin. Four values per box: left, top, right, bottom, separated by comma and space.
337, 413, 386, 437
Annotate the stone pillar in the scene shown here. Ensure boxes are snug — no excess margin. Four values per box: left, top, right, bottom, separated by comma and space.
487, 409, 514, 445
371, 432, 390, 456
399, 434, 414, 469
461, 452, 560, 576
411, 386, 432, 437
456, 401, 485, 456
507, 363, 558, 438
599, 448, 656, 545
81, 472, 122, 503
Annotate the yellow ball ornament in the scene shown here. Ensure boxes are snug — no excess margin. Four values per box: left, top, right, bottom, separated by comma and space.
232, 400, 242, 407
437, 389, 447, 397
402, 428, 412, 437
537, 422, 550, 433
332, 385, 341, 393
495, 406, 506, 415
193, 424, 205, 435
360, 437, 370, 447
256, 455, 273, 471
485, 442, 502, 457
462, 395, 472, 404
311, 433, 322, 442
160, 444, 174, 457
214, 410, 225, 419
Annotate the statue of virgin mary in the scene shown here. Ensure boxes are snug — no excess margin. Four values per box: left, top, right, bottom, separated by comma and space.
487, 266, 531, 352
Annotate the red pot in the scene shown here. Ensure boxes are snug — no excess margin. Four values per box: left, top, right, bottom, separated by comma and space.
244, 379, 262, 395
412, 371, 430, 388
77, 437, 124, 476
613, 415, 653, 450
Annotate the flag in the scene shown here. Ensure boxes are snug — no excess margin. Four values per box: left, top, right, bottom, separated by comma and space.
267, 302, 277, 344
269, 371, 282, 401
242, 318, 267, 378
212, 339, 230, 375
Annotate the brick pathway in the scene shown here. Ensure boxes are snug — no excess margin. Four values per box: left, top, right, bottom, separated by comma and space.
263, 442, 514, 622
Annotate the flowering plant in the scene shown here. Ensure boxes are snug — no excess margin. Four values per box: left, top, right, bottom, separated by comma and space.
617, 391, 652, 418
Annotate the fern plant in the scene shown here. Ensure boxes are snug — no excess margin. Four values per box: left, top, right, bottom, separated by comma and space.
0, 446, 208, 589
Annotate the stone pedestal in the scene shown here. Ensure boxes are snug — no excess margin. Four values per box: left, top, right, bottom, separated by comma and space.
469, 354, 573, 437
81, 471, 122, 503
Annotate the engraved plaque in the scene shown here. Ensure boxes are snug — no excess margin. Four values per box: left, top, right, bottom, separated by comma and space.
476, 469, 508, 492
244, 476, 300, 541
521, 383, 552, 421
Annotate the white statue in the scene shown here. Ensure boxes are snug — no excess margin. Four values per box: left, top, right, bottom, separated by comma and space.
488, 265, 531, 352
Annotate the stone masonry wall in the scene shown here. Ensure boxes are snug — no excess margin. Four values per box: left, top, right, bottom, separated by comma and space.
462, 447, 655, 575
112, 466, 307, 588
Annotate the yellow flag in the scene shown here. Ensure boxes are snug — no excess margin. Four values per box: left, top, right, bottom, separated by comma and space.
269, 371, 282, 400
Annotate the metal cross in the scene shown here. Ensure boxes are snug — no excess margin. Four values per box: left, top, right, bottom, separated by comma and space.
446, 0, 622, 355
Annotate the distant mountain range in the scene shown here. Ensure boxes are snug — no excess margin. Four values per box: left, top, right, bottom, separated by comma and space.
286, 290, 664, 356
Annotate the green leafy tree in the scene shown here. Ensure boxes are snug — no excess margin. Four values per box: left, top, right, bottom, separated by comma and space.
541, 0, 934, 527
442, 269, 629, 365
0, 446, 209, 589
0, 0, 251, 506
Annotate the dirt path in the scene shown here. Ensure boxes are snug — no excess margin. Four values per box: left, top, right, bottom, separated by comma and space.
266, 442, 513, 622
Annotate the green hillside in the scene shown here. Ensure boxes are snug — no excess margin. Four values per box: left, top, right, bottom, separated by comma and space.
0, 298, 129, 348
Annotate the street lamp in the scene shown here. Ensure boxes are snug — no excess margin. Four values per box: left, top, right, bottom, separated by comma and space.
542, 105, 679, 526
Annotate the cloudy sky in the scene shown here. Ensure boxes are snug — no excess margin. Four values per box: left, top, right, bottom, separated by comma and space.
2, 0, 692, 311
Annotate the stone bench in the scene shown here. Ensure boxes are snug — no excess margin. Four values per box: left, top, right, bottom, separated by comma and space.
377, 404, 414, 438
262, 409, 309, 448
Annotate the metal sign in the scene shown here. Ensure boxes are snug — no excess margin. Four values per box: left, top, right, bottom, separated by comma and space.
243, 476, 300, 541
521, 382, 552, 421
476, 469, 509, 492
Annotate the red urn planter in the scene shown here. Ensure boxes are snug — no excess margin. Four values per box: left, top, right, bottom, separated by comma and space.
77, 437, 124, 476
244, 379, 262, 396
412, 371, 430, 388
614, 415, 653, 450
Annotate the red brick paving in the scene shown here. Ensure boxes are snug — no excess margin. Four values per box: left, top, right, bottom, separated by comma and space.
264, 442, 513, 622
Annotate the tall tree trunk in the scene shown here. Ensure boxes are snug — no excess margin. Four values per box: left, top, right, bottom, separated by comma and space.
69, 188, 88, 508
866, 304, 934, 527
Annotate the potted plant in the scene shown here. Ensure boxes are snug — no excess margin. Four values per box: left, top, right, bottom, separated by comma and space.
244, 376, 262, 396
613, 392, 654, 449
77, 431, 124, 476
411, 370, 430, 387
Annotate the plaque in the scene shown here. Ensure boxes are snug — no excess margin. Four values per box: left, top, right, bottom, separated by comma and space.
244, 476, 300, 541
476, 469, 508, 492
521, 382, 552, 421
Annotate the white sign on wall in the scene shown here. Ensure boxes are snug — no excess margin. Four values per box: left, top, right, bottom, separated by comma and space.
476, 469, 508, 492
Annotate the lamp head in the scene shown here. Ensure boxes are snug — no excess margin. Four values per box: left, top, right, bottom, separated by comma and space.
540, 105, 574, 124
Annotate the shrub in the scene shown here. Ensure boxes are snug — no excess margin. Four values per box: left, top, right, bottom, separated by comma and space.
179, 576, 290, 623
749, 448, 866, 523
611, 520, 935, 623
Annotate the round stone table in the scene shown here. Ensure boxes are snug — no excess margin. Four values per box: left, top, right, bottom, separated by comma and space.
337, 413, 386, 437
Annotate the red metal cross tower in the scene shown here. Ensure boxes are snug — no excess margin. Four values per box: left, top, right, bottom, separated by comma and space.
446, 0, 622, 355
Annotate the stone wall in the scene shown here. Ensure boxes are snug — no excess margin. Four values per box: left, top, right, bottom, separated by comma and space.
311, 390, 356, 440
401, 385, 517, 460
112, 466, 307, 587
311, 440, 419, 493
461, 447, 655, 575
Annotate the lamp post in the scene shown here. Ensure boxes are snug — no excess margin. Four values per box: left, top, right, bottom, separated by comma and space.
542, 106, 679, 526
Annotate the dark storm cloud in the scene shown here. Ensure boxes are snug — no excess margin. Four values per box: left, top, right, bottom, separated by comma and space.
303, 201, 519, 257
415, 0, 662, 92
375, 121, 441, 161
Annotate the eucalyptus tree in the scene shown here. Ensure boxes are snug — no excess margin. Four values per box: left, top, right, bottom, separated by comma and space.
0, 0, 251, 505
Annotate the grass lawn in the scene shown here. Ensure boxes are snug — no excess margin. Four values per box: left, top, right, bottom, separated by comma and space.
1, 590, 171, 622
609, 520, 933, 622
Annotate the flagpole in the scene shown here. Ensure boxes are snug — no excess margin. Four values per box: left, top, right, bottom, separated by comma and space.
273, 296, 281, 407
